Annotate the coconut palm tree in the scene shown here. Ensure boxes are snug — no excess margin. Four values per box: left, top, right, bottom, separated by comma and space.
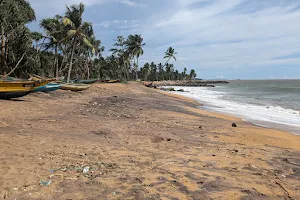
157, 63, 164, 81
190, 69, 197, 80
125, 34, 146, 80
149, 62, 157, 81
60, 3, 95, 83
142, 62, 150, 81
183, 67, 187, 80
40, 16, 64, 79
110, 36, 129, 80
163, 47, 177, 68
84, 36, 104, 79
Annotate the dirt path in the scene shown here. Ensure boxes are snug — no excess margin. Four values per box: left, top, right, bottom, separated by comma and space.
1, 82, 300, 200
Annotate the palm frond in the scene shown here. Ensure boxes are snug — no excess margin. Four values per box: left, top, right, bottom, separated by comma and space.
67, 30, 77, 37
62, 17, 75, 27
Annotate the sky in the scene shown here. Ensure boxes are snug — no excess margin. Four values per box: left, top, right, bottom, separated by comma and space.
27, 0, 300, 80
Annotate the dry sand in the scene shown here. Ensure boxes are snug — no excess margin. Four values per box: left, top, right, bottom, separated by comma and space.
0, 82, 300, 200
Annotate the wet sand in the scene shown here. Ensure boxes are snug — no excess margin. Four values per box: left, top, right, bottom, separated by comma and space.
1, 82, 300, 200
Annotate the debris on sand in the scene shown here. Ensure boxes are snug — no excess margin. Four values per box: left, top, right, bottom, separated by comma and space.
83, 166, 90, 173
232, 123, 237, 127
40, 180, 52, 186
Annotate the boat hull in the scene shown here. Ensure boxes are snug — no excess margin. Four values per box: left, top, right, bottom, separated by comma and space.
0, 91, 32, 99
34, 84, 61, 93
0, 79, 49, 99
73, 79, 98, 84
60, 84, 90, 92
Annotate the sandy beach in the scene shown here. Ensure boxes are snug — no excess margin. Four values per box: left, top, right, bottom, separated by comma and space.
1, 82, 300, 200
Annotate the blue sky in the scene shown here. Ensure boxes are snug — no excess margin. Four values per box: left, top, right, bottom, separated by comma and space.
28, 0, 300, 79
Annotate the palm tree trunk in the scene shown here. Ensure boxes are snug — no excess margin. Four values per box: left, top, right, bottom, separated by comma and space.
123, 65, 127, 81
86, 58, 90, 79
59, 55, 66, 73
135, 56, 139, 81
1, 26, 5, 69
163, 57, 171, 68
67, 39, 76, 83
55, 47, 59, 80
126, 65, 129, 81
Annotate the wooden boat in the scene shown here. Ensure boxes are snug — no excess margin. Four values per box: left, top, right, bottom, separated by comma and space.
73, 79, 98, 84
0, 80, 49, 99
34, 83, 61, 93
60, 83, 91, 92
108, 79, 120, 83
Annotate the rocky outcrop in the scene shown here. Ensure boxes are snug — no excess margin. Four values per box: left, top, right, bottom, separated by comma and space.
154, 80, 229, 87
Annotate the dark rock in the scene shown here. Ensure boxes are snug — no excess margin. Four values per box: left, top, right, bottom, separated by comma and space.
166, 138, 171, 141
155, 80, 229, 88
199, 126, 202, 129
232, 123, 237, 127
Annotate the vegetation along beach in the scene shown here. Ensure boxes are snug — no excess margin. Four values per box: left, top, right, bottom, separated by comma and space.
1, 1, 300, 200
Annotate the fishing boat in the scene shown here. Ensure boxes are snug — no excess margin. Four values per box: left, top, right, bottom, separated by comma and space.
60, 83, 91, 92
0, 79, 49, 99
34, 83, 61, 93
73, 79, 98, 84
108, 79, 120, 83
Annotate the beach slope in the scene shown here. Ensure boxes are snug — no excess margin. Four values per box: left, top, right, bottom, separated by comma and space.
0, 82, 300, 199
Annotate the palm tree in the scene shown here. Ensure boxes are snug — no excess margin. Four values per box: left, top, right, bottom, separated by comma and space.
142, 62, 150, 81
190, 69, 197, 80
40, 16, 64, 79
61, 3, 95, 83
163, 47, 177, 68
157, 63, 164, 81
83, 36, 103, 79
125, 34, 146, 81
110, 36, 129, 80
149, 62, 157, 81
183, 67, 187, 80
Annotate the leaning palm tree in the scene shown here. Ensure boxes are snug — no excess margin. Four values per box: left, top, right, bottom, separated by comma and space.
61, 3, 95, 83
125, 34, 146, 80
163, 47, 177, 67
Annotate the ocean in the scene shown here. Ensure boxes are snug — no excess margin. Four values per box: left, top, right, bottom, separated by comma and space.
168, 80, 300, 134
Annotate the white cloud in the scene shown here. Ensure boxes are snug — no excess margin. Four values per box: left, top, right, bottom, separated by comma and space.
97, 20, 141, 29
119, 0, 147, 7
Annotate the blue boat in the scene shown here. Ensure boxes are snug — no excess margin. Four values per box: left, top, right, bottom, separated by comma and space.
34, 83, 61, 93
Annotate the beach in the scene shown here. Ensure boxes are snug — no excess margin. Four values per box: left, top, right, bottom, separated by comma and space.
1, 82, 300, 200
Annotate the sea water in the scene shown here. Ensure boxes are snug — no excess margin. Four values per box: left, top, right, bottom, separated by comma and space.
168, 80, 300, 134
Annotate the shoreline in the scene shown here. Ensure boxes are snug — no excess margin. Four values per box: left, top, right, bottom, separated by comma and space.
160, 88, 296, 135
1, 82, 300, 199
159, 85, 300, 135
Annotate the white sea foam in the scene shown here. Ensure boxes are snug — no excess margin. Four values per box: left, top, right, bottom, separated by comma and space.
165, 86, 300, 134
